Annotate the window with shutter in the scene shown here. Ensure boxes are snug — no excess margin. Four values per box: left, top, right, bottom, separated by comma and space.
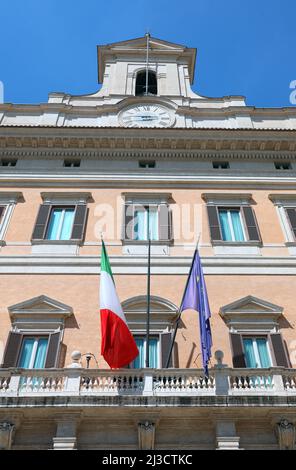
230, 333, 246, 368
32, 204, 88, 242
123, 202, 172, 242
207, 205, 261, 243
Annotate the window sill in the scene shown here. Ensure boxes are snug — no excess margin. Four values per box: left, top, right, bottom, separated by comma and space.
213, 243, 261, 256
122, 243, 170, 256
211, 241, 262, 247
31, 240, 82, 245
31, 242, 80, 255
122, 239, 173, 245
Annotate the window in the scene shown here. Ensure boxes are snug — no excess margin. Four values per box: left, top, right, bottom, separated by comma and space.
242, 337, 272, 368
134, 206, 159, 241
139, 160, 156, 169
206, 203, 261, 244
135, 70, 157, 96
123, 194, 172, 243
0, 159, 17, 167
32, 199, 89, 244
130, 336, 159, 368
18, 337, 49, 369
274, 162, 292, 170
63, 159, 81, 168
218, 208, 246, 242
212, 161, 230, 169
220, 295, 290, 369
46, 207, 75, 240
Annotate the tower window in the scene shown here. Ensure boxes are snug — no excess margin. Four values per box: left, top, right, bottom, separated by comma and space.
135, 70, 157, 96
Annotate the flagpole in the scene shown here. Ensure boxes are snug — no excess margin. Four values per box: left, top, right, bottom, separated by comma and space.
145, 32, 150, 96
145, 205, 151, 368
165, 235, 201, 368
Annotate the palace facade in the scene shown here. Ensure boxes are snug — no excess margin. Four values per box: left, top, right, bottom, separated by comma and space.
0, 36, 296, 450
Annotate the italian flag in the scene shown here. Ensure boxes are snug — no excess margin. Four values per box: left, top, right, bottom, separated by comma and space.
100, 241, 139, 368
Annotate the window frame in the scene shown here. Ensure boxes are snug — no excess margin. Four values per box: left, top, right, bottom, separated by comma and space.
45, 205, 76, 241
218, 207, 247, 242
122, 193, 173, 248
17, 336, 49, 369
242, 335, 273, 368
130, 335, 160, 369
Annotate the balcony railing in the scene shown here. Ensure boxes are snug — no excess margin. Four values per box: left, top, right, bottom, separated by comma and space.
0, 367, 296, 397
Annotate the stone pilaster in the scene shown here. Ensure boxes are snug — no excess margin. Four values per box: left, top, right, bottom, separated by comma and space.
215, 421, 240, 450
52, 413, 81, 450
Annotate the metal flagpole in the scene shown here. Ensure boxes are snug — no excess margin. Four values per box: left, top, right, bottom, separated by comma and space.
165, 235, 201, 368
145, 32, 150, 95
145, 206, 151, 368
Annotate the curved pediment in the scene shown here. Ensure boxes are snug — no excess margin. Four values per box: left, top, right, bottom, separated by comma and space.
122, 295, 178, 333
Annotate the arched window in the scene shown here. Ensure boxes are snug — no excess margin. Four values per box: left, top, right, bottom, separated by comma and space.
135, 70, 157, 96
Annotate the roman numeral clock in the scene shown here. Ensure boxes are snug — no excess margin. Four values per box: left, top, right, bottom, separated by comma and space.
119, 104, 175, 128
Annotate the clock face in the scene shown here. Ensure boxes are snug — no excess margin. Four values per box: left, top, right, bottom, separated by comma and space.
119, 104, 173, 128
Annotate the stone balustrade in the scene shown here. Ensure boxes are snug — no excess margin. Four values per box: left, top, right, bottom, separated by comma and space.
0, 367, 295, 397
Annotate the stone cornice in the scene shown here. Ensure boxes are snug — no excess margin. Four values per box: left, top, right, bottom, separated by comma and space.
0, 127, 296, 154
1, 255, 296, 275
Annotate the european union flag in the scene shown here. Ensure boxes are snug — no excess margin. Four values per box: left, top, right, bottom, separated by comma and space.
181, 249, 213, 376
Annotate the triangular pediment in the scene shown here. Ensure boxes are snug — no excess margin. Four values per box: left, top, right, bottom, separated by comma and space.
101, 36, 188, 52
8, 295, 73, 317
220, 295, 283, 317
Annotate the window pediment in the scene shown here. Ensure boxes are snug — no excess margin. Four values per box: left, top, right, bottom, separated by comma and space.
122, 295, 178, 334
219, 295, 283, 333
8, 295, 73, 332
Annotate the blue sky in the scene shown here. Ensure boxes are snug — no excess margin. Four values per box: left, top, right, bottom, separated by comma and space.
0, 0, 295, 107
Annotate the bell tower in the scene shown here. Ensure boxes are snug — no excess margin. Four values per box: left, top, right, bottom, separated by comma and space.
96, 35, 197, 99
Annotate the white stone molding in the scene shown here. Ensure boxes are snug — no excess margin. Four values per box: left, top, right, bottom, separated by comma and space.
8, 294, 73, 332
0, 422, 15, 450
138, 421, 156, 450
219, 295, 283, 334
40, 192, 93, 205
269, 195, 296, 253
276, 419, 295, 450
0, 192, 23, 244
202, 193, 253, 206
1, 254, 296, 275
122, 295, 178, 334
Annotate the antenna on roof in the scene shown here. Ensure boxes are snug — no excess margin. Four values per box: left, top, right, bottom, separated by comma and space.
145, 30, 150, 96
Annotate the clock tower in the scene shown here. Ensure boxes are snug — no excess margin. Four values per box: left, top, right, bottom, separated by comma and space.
47, 35, 247, 128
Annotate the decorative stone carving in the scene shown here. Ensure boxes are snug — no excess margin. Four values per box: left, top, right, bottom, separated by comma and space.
138, 421, 155, 450
276, 419, 295, 450
0, 422, 15, 450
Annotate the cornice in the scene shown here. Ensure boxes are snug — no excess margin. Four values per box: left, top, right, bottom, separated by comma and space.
0, 173, 296, 189
1, 255, 296, 275
0, 127, 296, 154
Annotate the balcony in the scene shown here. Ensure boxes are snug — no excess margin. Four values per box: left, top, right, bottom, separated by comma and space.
0, 367, 296, 399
